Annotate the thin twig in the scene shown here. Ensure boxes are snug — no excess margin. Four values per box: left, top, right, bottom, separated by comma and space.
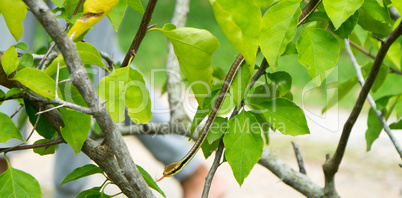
121, 0, 158, 67
349, 40, 402, 75
36, 104, 65, 115
0, 138, 65, 153
201, 140, 225, 198
10, 104, 24, 118
322, 20, 402, 196
26, 106, 42, 141
344, 38, 402, 158
291, 141, 307, 174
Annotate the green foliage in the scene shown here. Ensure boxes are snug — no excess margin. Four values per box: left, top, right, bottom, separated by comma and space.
365, 108, 382, 151
201, 117, 227, 158
33, 139, 57, 155
358, 0, 391, 35
322, 77, 358, 113
0, 163, 41, 198
14, 68, 58, 99
1, 46, 19, 76
0, 112, 23, 143
25, 101, 57, 139
150, 23, 219, 107
0, 0, 26, 41
223, 110, 263, 185
260, 0, 301, 70
137, 165, 166, 198
60, 164, 104, 187
97, 66, 152, 124
249, 98, 310, 136
296, 27, 340, 86
323, 0, 363, 29
107, 0, 128, 32
230, 61, 252, 108
210, 0, 261, 69
127, 0, 145, 15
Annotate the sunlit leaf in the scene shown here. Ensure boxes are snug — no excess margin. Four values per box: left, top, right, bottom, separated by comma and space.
260, 0, 301, 70
107, 0, 127, 31
296, 28, 340, 86
0, 0, 27, 41
127, 0, 144, 15
209, 0, 261, 69
358, 0, 391, 35
1, 46, 19, 76
323, 0, 363, 29
14, 68, 56, 99
150, 24, 219, 106
230, 61, 252, 108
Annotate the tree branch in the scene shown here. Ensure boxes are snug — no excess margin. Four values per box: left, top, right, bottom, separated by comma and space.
22, 1, 154, 197
344, 38, 402, 158
259, 149, 324, 197
165, 0, 190, 123
121, 0, 158, 67
322, 20, 402, 197
291, 141, 307, 174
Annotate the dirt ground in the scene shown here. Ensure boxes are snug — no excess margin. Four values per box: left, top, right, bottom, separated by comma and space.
10, 105, 402, 197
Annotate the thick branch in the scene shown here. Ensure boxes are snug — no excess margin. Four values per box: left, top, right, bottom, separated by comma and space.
22, 1, 154, 197
322, 20, 402, 196
121, 0, 158, 67
344, 39, 402, 158
259, 149, 324, 197
166, 0, 190, 123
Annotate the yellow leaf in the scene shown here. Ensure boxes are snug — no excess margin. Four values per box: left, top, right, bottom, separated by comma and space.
68, 0, 120, 40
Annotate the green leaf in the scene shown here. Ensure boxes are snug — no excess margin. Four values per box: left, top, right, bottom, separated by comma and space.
25, 101, 57, 139
150, 24, 219, 106
14, 68, 57, 99
249, 111, 270, 144
64, 0, 82, 18
15, 42, 29, 51
209, 0, 261, 68
76, 187, 111, 198
358, 0, 391, 35
0, 112, 23, 143
1, 46, 19, 76
52, 0, 66, 7
97, 66, 152, 123
391, 0, 402, 15
137, 165, 166, 198
60, 108, 91, 154
385, 41, 401, 70
389, 119, 402, 130
60, 164, 103, 187
19, 53, 34, 68
372, 64, 388, 93
223, 110, 263, 185
322, 77, 358, 113
249, 98, 310, 136
365, 108, 382, 151
128, 0, 145, 15
107, 0, 127, 32
230, 61, 252, 108
396, 97, 402, 119
323, 0, 363, 29
296, 28, 340, 86
75, 42, 107, 71
45, 42, 108, 77
0, 0, 27, 41
330, 11, 359, 38
0, 166, 41, 198
6, 88, 23, 99
255, 0, 274, 9
201, 136, 220, 159
247, 83, 279, 105
282, 42, 298, 56
33, 139, 57, 156
267, 71, 292, 97
259, 0, 301, 70
0, 89, 5, 105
